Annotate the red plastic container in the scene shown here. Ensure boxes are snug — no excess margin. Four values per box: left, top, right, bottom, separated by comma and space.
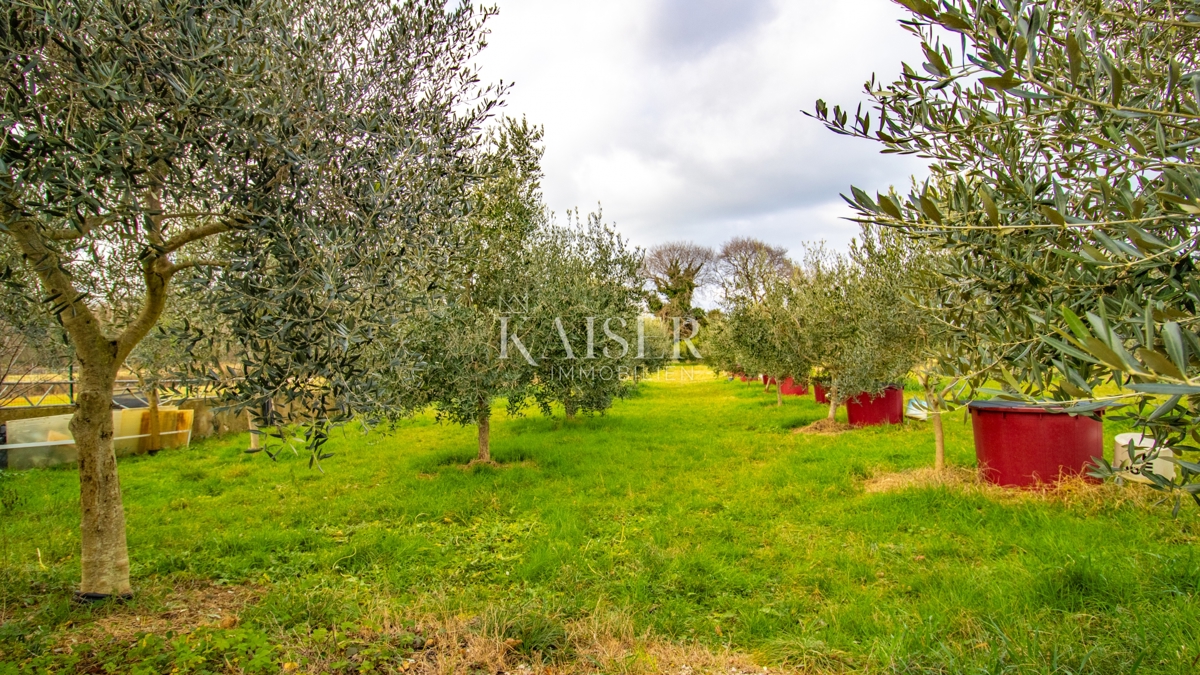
846, 386, 904, 426
780, 377, 808, 396
969, 401, 1104, 487
739, 375, 749, 382
814, 382, 829, 404
761, 374, 777, 385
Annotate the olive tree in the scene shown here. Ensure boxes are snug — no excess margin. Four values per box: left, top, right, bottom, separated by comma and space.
724, 302, 776, 385
779, 238, 924, 421
703, 238, 799, 402
704, 313, 741, 376
1, 0, 501, 597
814, 0, 1200, 504
844, 226, 927, 426
860, 226, 958, 470
397, 119, 546, 463
785, 246, 859, 419
528, 212, 653, 420
711, 290, 808, 405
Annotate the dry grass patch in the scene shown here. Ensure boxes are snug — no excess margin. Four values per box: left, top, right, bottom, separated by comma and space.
272, 603, 813, 675
863, 467, 979, 494
863, 467, 1170, 513
58, 580, 264, 647
793, 419, 853, 435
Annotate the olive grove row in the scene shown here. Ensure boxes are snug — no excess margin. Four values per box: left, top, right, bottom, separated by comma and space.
0, 0, 685, 598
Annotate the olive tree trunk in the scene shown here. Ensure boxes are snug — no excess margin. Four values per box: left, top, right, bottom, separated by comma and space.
72, 367, 132, 598
922, 374, 946, 472
826, 384, 839, 421
248, 410, 261, 451
477, 401, 491, 462
776, 379, 783, 407
933, 404, 946, 472
10, 217, 175, 599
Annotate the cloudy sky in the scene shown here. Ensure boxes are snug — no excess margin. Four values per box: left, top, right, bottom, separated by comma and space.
475, 0, 929, 259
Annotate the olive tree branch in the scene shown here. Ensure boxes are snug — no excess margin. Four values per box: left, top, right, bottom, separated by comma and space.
165, 259, 231, 276
44, 214, 117, 241
4, 218, 108, 361
161, 221, 234, 255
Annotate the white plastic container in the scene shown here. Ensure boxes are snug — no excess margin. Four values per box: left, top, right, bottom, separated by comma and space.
1113, 433, 1177, 482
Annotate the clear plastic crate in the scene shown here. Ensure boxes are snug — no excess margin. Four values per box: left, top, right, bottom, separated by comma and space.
0, 408, 193, 470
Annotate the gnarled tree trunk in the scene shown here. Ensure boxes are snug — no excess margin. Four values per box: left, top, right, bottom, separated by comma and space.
827, 384, 839, 421
73, 358, 131, 598
10, 215, 175, 599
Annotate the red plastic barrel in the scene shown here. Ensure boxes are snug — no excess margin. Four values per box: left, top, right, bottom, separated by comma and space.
846, 387, 904, 426
780, 377, 808, 396
969, 401, 1104, 487
739, 375, 749, 382
761, 374, 777, 385
814, 382, 829, 404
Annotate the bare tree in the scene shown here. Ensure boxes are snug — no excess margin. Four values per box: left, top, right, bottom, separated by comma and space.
716, 237, 792, 305
641, 242, 715, 319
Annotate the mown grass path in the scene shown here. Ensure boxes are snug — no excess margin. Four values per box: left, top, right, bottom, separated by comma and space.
2, 372, 1198, 673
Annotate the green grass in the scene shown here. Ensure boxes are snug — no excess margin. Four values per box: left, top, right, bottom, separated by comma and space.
1, 371, 1199, 673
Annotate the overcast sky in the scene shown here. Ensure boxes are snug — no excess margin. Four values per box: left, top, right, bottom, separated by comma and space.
475, 0, 929, 260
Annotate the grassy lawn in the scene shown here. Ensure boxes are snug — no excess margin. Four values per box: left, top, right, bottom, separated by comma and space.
1, 371, 1198, 673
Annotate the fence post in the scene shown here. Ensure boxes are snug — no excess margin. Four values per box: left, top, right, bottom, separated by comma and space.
68, 363, 74, 405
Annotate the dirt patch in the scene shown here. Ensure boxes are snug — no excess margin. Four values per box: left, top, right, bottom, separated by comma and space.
62, 580, 264, 646
794, 419, 854, 435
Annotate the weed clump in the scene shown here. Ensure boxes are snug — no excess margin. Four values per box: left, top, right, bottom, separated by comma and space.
485, 607, 571, 660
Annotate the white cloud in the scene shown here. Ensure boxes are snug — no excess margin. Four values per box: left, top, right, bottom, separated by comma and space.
476, 0, 929, 257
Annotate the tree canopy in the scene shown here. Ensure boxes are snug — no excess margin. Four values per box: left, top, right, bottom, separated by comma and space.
716, 237, 792, 305
814, 0, 1200, 504
641, 241, 715, 322
1, 0, 503, 596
